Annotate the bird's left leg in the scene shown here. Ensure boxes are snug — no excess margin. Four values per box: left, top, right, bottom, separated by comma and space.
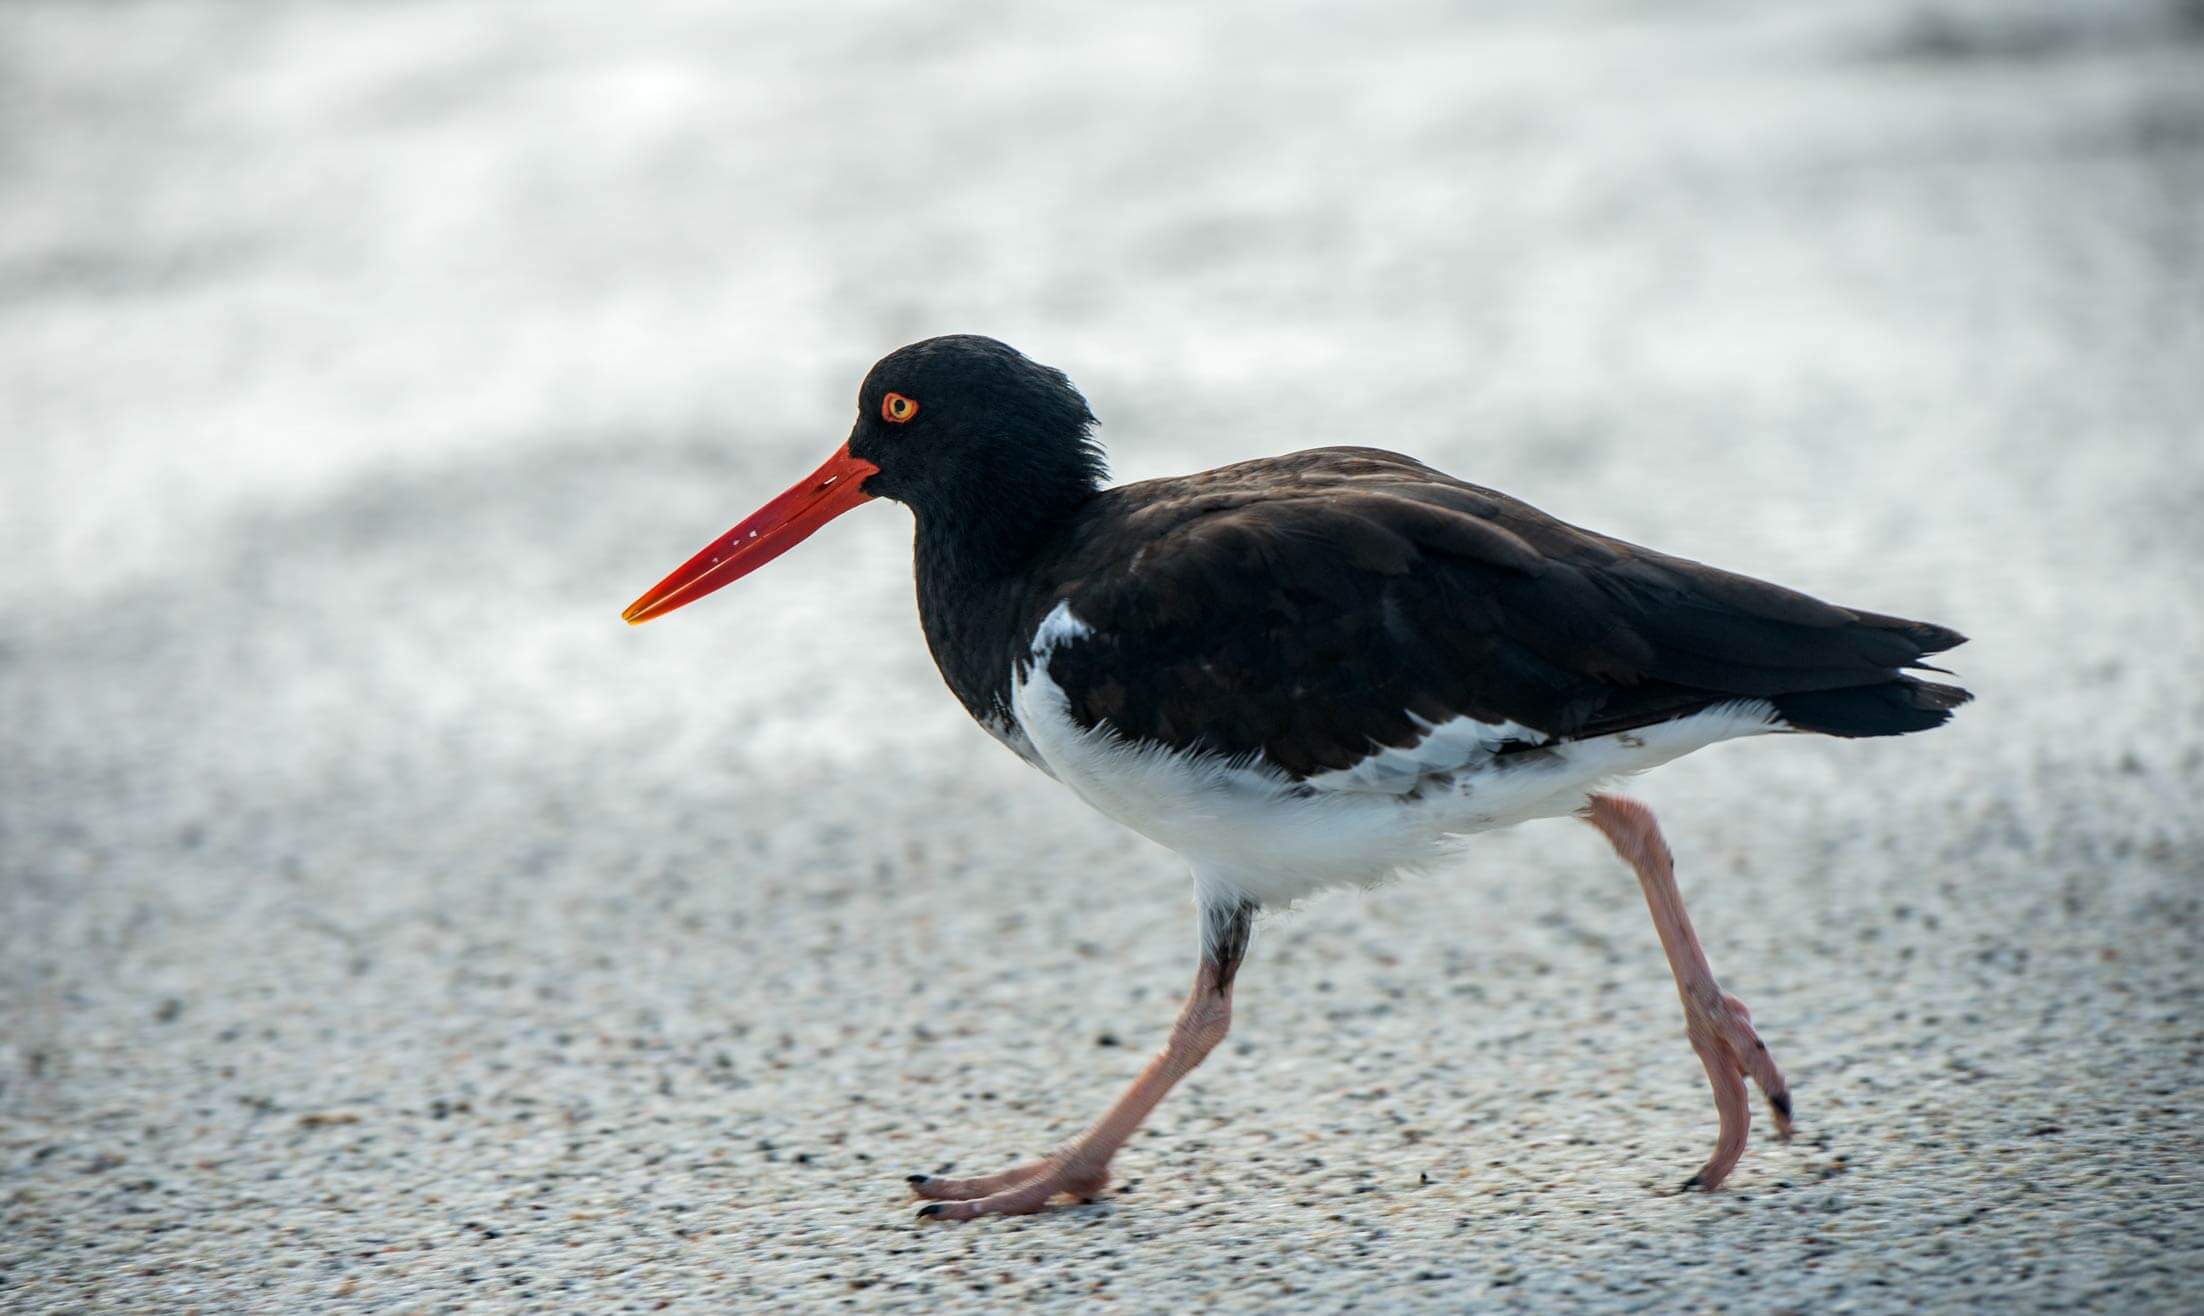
910, 897, 1254, 1220
1581, 792, 1794, 1191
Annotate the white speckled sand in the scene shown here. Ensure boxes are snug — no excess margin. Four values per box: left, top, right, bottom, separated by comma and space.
3, 1, 2200, 1310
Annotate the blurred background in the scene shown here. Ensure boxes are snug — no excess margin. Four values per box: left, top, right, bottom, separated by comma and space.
3, 0, 2200, 1310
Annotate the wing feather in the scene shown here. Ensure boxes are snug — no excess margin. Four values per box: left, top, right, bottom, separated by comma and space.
1032, 448, 1966, 776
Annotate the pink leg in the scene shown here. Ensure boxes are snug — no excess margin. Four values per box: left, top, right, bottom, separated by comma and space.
910, 903, 1251, 1221
1581, 793, 1793, 1190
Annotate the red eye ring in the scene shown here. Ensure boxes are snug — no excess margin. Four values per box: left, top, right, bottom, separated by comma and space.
882, 392, 918, 424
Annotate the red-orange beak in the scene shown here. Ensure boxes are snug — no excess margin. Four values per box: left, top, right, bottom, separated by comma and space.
622, 444, 880, 625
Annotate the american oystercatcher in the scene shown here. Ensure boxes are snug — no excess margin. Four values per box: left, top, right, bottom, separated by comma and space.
624, 335, 1970, 1219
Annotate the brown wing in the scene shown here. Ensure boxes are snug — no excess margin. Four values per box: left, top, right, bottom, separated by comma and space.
1034, 448, 1967, 778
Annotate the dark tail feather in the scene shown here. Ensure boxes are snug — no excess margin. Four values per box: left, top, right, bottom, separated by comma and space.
1774, 676, 1972, 738
1847, 611, 1968, 658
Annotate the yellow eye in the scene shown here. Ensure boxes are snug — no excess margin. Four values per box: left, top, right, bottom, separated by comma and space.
882, 392, 918, 424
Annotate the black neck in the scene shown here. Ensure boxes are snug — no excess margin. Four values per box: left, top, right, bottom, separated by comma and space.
912, 478, 1096, 584
909, 477, 1101, 727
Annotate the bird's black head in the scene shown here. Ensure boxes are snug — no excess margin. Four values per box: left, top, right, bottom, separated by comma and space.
846, 335, 1106, 519
621, 335, 1106, 625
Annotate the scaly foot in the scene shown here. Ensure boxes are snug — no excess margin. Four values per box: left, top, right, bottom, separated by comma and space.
1679, 985, 1793, 1191
908, 1152, 1110, 1220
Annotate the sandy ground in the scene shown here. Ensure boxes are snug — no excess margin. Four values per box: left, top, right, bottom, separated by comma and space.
4, 0, 2202, 1310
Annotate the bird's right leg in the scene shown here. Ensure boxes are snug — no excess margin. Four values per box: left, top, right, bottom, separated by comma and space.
907, 897, 1254, 1220
1580, 793, 1793, 1190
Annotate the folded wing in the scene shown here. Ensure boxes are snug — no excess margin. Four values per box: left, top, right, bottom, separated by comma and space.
1034, 448, 1969, 779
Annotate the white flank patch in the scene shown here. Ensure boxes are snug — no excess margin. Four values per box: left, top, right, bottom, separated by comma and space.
1299, 713, 1552, 795
1004, 603, 1786, 908
1028, 600, 1093, 657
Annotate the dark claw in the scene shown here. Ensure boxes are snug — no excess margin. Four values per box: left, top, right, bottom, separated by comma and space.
906, 1174, 930, 1185
916, 1203, 944, 1219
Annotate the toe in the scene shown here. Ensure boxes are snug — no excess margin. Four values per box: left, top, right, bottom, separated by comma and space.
907, 1159, 1052, 1201
909, 1176, 983, 1202
1711, 996, 1791, 1134
1767, 1088, 1796, 1139
915, 1176, 1065, 1221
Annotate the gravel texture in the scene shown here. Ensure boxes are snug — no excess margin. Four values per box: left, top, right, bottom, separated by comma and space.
4, 1, 2202, 1311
